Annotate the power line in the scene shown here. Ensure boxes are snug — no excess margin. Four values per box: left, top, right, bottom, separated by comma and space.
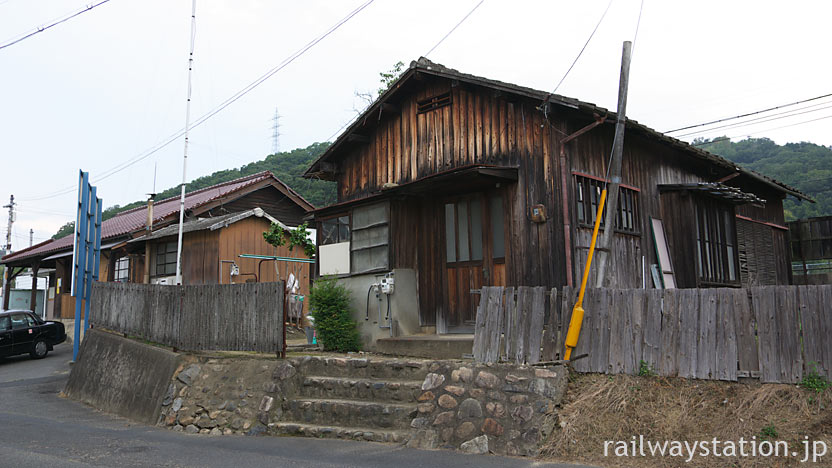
0, 0, 114, 51
665, 92, 832, 134
424, 0, 485, 58
542, 0, 614, 102
691, 113, 832, 147
19, 0, 374, 202
675, 101, 832, 138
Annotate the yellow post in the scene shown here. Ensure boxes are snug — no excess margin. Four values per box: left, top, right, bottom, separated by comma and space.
564, 189, 607, 361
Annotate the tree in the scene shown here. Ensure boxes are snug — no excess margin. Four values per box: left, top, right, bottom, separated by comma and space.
52, 221, 75, 240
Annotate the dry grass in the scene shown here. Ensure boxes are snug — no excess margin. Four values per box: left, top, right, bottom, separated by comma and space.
541, 372, 832, 467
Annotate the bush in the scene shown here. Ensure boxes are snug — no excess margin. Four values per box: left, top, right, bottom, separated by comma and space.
308, 278, 361, 352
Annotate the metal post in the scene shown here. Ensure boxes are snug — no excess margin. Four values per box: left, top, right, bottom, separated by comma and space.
175, 0, 197, 286
83, 193, 101, 334
595, 41, 632, 288
73, 172, 90, 361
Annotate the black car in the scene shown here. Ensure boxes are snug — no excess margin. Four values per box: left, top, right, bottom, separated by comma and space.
0, 310, 66, 359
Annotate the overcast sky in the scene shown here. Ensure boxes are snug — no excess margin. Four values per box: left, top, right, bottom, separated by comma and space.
1, 0, 830, 249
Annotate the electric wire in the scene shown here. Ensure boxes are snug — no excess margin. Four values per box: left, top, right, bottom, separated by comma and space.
0, 0, 113, 51
665, 93, 832, 134
326, 0, 482, 143
691, 113, 832, 147
424, 0, 485, 57
19, 0, 374, 202
542, 0, 614, 104
675, 101, 832, 138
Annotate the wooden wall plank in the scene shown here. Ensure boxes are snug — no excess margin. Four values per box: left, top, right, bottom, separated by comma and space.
714, 289, 738, 381
472, 287, 489, 362
776, 285, 802, 383
642, 289, 662, 373
820, 286, 832, 380
514, 286, 531, 364
696, 289, 717, 380
734, 289, 759, 376
503, 286, 515, 361
486, 286, 505, 363
660, 289, 680, 377
526, 286, 546, 364
542, 287, 560, 362
676, 289, 699, 378
753, 287, 780, 383
798, 286, 827, 378
607, 289, 628, 374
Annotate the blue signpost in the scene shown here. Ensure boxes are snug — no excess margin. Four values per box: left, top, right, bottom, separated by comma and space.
71, 171, 102, 361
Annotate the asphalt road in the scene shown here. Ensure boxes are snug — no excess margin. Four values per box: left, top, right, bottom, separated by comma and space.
0, 343, 597, 468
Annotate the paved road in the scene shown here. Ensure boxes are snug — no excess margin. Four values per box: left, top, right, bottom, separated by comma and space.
0, 344, 596, 468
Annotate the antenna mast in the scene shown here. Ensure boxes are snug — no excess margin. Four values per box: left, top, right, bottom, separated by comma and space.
175, 0, 197, 285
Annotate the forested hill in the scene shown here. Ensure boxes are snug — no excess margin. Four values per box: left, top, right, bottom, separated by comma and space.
53, 142, 335, 238
696, 137, 832, 221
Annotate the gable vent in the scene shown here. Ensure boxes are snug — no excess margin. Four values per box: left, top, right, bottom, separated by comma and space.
417, 92, 452, 114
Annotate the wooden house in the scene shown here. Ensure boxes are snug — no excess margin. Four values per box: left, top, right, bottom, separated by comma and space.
304, 58, 808, 339
1, 171, 314, 319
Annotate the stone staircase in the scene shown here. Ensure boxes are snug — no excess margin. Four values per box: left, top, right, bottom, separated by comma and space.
273, 356, 430, 444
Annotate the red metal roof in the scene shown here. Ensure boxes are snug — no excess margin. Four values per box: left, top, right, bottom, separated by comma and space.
2, 171, 307, 264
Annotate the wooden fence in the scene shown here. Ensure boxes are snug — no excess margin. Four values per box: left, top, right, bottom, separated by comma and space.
473, 285, 832, 384
90, 281, 284, 354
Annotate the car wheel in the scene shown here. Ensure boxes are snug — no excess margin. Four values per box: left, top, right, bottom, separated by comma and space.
31, 340, 49, 359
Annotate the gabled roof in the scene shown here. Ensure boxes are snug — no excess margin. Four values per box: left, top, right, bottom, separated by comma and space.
127, 207, 285, 243
2, 171, 313, 264
304, 57, 809, 202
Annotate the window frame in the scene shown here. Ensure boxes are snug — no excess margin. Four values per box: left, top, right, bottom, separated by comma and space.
574, 172, 641, 235
445, 197, 487, 266
350, 202, 390, 275
154, 241, 178, 277
319, 213, 351, 246
114, 256, 129, 282
694, 196, 740, 287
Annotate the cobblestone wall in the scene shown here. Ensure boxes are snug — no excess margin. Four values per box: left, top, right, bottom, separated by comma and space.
406, 361, 566, 456
158, 355, 567, 457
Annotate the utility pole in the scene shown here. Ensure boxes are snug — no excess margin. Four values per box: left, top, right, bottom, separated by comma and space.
3, 195, 15, 253
2, 195, 15, 310
271, 107, 282, 155
29, 228, 33, 247
595, 41, 632, 288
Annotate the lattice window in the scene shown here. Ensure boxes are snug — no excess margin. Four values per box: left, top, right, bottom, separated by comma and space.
575, 174, 640, 234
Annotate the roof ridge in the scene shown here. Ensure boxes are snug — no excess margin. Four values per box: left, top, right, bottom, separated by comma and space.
0, 238, 54, 261
308, 57, 807, 200
111, 170, 273, 218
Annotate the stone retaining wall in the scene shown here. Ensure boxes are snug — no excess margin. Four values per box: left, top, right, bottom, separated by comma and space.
406, 361, 566, 456
158, 354, 567, 457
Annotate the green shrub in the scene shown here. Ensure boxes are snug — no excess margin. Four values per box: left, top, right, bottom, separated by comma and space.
800, 362, 831, 394
638, 360, 656, 377
308, 278, 361, 352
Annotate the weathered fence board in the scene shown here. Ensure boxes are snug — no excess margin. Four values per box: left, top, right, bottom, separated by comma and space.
733, 289, 759, 376
641, 290, 662, 373
90, 281, 284, 354
526, 287, 546, 364
541, 287, 560, 361
714, 289, 738, 381
472, 284, 830, 383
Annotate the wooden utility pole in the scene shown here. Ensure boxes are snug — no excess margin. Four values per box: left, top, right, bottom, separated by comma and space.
595, 41, 632, 288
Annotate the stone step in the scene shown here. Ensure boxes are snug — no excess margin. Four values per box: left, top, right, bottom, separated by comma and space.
290, 355, 430, 381
273, 422, 410, 444
282, 397, 418, 431
299, 376, 423, 403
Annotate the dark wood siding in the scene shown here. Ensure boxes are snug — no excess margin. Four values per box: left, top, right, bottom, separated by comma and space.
211, 185, 308, 227
325, 74, 791, 304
